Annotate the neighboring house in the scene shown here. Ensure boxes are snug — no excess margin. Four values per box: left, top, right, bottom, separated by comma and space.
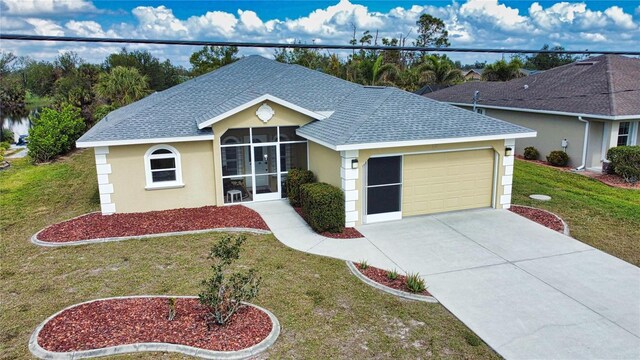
77, 56, 535, 226
426, 55, 640, 169
414, 84, 452, 95
463, 68, 539, 81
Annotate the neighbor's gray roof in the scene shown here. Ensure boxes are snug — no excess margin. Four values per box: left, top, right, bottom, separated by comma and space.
79, 55, 534, 147
426, 55, 640, 117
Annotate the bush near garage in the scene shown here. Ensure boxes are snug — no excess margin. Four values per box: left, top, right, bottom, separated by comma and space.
27, 104, 85, 163
523, 146, 539, 160
300, 182, 344, 233
546, 150, 569, 167
607, 146, 640, 183
286, 168, 315, 207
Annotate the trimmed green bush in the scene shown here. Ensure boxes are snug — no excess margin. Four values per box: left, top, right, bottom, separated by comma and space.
300, 182, 344, 233
523, 146, 539, 160
286, 168, 315, 207
607, 146, 640, 183
546, 150, 569, 167
27, 104, 85, 163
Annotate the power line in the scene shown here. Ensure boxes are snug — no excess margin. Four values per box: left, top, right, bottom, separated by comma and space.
2, 34, 640, 56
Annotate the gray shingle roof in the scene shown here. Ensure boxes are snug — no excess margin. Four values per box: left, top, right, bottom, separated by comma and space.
425, 55, 640, 117
78, 55, 534, 147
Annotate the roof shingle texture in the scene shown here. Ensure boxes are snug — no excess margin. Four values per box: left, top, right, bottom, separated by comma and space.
79, 55, 533, 146
424, 55, 640, 117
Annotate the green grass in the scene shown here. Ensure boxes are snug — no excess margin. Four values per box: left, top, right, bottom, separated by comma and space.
0, 150, 496, 359
512, 159, 640, 266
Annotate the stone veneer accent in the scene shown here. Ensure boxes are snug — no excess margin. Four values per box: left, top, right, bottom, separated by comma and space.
95, 146, 116, 215
340, 150, 359, 227
500, 139, 515, 209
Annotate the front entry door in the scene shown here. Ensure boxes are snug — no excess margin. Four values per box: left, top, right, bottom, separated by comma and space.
252, 144, 280, 201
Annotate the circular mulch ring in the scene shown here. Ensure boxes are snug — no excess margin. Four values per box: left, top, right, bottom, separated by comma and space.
346, 262, 437, 303
31, 205, 272, 247
509, 205, 569, 235
29, 296, 280, 360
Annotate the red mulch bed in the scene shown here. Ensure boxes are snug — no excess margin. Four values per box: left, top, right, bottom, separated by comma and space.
515, 155, 572, 170
509, 205, 564, 233
578, 171, 640, 190
355, 263, 431, 296
37, 206, 269, 243
38, 297, 272, 352
293, 207, 364, 239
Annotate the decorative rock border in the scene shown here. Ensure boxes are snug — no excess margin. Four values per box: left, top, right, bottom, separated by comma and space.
511, 205, 570, 236
30, 212, 272, 247
346, 261, 438, 303
29, 295, 280, 360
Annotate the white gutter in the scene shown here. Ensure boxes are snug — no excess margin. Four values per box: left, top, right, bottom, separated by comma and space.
447, 102, 640, 121
576, 116, 589, 170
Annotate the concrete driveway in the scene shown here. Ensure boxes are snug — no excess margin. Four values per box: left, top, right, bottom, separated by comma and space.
358, 209, 640, 360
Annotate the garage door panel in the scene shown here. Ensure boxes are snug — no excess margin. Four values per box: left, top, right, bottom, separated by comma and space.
403, 150, 494, 217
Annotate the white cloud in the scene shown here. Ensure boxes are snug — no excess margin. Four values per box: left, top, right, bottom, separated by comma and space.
0, 0, 98, 15
185, 11, 238, 38
65, 20, 119, 38
604, 6, 636, 30
460, 0, 532, 32
580, 32, 607, 42
132, 5, 189, 38
24, 18, 64, 36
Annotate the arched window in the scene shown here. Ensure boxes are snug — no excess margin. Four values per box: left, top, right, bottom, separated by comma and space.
144, 145, 183, 189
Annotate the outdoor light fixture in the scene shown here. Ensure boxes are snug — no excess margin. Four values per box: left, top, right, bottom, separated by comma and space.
505, 147, 513, 156
351, 159, 359, 169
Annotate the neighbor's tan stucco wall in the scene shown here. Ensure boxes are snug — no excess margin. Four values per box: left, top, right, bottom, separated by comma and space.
308, 141, 341, 187
354, 140, 507, 225
109, 141, 216, 213
211, 101, 314, 205
480, 108, 587, 168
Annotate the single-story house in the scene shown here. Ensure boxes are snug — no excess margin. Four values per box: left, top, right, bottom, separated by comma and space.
425, 55, 640, 170
77, 56, 535, 226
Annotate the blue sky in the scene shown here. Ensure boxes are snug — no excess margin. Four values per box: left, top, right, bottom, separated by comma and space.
1, 0, 639, 66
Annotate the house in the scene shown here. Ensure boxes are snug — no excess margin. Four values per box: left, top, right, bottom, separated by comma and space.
76, 56, 535, 226
425, 55, 640, 170
463, 69, 483, 81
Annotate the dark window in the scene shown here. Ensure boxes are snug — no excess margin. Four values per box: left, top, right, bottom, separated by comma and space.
367, 156, 402, 186
617, 122, 630, 147
367, 185, 401, 214
366, 156, 402, 215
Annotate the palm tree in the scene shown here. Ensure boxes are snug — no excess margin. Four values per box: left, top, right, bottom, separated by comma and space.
371, 55, 400, 86
481, 59, 524, 81
417, 55, 463, 86
94, 66, 150, 107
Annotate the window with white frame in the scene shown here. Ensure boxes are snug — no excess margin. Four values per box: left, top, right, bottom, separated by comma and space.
144, 145, 183, 188
617, 122, 630, 146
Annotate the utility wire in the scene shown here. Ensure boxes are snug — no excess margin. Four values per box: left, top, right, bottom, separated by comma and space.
2, 34, 640, 56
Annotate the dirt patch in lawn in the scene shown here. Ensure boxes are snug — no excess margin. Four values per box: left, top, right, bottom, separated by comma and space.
37, 297, 272, 352
37, 205, 269, 243
293, 207, 364, 239
356, 264, 431, 296
509, 205, 565, 233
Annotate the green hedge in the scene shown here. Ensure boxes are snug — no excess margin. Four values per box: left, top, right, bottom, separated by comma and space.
546, 150, 569, 167
607, 146, 640, 183
286, 168, 315, 207
300, 182, 344, 233
27, 104, 85, 163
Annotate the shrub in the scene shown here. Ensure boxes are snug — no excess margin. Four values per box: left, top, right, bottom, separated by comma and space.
0, 142, 10, 150
1, 129, 14, 143
167, 298, 176, 321
300, 182, 344, 233
286, 168, 315, 207
546, 150, 569, 167
0, 148, 4, 163
198, 234, 261, 327
523, 146, 539, 160
387, 269, 399, 280
405, 272, 426, 293
27, 104, 85, 163
607, 146, 640, 183
358, 260, 369, 270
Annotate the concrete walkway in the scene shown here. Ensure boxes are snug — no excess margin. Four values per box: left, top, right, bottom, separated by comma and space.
249, 200, 640, 359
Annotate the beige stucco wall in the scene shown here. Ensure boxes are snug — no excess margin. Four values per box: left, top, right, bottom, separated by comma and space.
587, 121, 605, 168
481, 108, 587, 167
354, 140, 507, 225
308, 141, 341, 187
211, 101, 314, 205
108, 141, 216, 213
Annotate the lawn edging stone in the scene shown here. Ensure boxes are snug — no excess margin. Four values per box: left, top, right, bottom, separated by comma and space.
345, 261, 438, 303
510, 205, 570, 236
28, 295, 280, 360
30, 211, 272, 247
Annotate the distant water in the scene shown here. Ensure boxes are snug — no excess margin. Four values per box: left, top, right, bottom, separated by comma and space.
2, 108, 39, 143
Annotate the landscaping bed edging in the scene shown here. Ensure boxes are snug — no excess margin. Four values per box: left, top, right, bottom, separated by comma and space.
510, 205, 570, 236
346, 261, 438, 303
31, 212, 272, 247
29, 295, 280, 360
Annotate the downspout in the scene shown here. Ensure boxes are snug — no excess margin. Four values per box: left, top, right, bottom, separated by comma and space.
576, 116, 589, 170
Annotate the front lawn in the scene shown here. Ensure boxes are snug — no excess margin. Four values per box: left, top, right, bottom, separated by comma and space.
512, 159, 640, 266
0, 150, 496, 359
